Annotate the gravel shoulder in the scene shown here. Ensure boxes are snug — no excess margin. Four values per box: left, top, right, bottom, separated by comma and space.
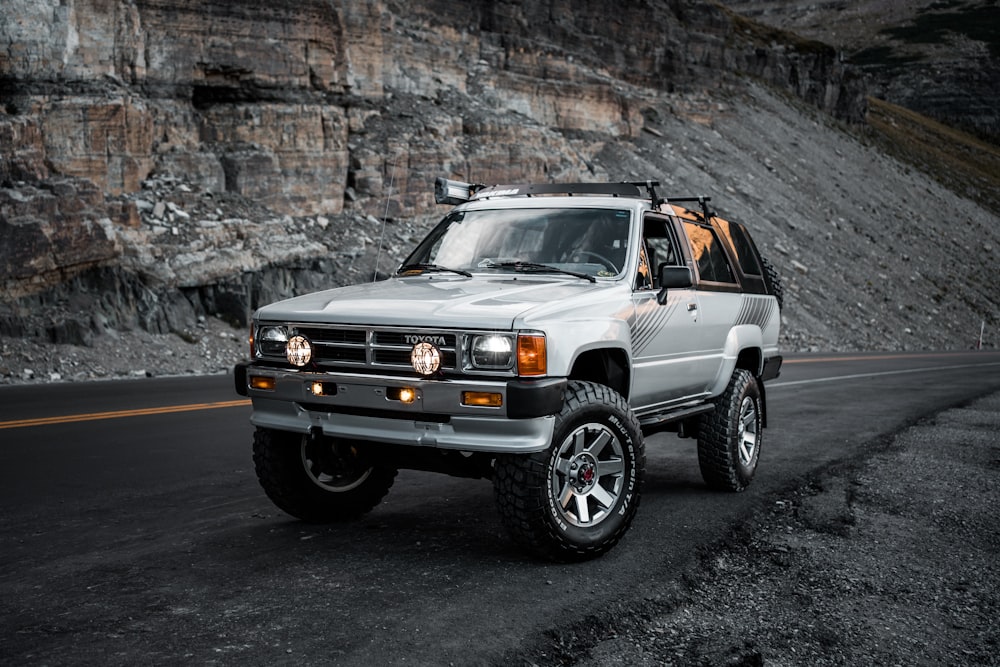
528, 392, 1000, 666
0, 316, 245, 384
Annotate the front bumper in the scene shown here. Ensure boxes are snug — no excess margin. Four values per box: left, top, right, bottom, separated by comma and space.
234, 362, 565, 453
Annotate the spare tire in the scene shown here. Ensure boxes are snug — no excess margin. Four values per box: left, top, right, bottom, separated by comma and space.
760, 255, 784, 310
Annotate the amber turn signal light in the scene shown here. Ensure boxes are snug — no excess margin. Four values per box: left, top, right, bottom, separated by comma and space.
250, 375, 276, 391
517, 334, 546, 376
462, 391, 503, 407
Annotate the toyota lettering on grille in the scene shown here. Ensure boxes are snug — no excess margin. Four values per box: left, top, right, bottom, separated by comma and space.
404, 334, 447, 346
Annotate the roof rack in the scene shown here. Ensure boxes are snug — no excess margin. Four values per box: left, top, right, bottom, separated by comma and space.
626, 180, 664, 209
434, 177, 714, 218
473, 182, 646, 200
666, 196, 714, 222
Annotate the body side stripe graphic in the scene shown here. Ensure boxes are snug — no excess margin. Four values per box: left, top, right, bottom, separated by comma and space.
631, 297, 679, 355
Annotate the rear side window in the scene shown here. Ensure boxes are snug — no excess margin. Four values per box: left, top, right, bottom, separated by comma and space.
716, 219, 762, 276
683, 221, 737, 285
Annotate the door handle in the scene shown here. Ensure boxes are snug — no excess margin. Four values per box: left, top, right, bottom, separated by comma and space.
687, 302, 698, 312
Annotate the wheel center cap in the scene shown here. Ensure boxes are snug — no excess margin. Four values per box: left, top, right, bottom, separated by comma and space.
569, 454, 598, 491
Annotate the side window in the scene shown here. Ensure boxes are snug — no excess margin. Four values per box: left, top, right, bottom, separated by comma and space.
716, 219, 762, 276
683, 221, 737, 285
636, 242, 653, 290
637, 215, 682, 290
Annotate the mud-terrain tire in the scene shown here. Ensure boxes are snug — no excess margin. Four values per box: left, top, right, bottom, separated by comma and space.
493, 381, 645, 561
252, 427, 397, 522
760, 255, 784, 310
698, 369, 762, 492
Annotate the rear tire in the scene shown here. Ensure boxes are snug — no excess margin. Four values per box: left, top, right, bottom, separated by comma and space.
252, 428, 396, 522
493, 381, 644, 561
697, 369, 762, 492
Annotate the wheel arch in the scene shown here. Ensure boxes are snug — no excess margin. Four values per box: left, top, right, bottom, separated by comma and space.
708, 325, 765, 398
734, 346, 762, 377
714, 326, 769, 430
568, 346, 631, 400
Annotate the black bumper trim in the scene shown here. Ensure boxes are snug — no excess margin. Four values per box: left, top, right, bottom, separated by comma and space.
761, 355, 782, 382
506, 378, 567, 419
234, 361, 250, 396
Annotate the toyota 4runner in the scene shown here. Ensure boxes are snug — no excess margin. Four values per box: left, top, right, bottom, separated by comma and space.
234, 178, 783, 561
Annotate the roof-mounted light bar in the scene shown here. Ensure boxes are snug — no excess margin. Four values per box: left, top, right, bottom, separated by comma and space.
434, 177, 486, 205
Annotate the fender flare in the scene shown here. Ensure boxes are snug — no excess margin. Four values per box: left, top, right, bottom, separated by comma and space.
708, 325, 764, 396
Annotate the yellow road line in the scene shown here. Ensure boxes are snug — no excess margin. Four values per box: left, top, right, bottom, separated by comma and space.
0, 399, 251, 430
3, 351, 997, 429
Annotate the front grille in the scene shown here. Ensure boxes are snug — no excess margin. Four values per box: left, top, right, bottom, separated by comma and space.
290, 325, 460, 372
294, 326, 367, 365
298, 328, 366, 345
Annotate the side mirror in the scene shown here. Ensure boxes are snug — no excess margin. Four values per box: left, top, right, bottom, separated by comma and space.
656, 266, 692, 305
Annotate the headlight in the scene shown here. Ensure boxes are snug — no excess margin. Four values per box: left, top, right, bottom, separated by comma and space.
257, 325, 288, 356
286, 335, 312, 366
470, 334, 514, 370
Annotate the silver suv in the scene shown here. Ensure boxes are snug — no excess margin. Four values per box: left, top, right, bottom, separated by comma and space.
234, 179, 783, 560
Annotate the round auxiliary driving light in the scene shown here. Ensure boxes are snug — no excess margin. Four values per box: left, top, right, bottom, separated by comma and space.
286, 335, 312, 367
411, 342, 441, 376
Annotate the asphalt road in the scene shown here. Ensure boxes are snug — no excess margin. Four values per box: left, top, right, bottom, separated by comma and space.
2, 351, 1000, 666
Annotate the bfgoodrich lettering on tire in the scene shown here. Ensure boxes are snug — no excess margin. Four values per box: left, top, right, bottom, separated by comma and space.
697, 369, 762, 492
252, 427, 397, 522
493, 381, 645, 562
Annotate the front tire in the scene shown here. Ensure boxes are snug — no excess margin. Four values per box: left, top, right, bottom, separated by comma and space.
252, 428, 397, 522
493, 381, 645, 561
697, 369, 762, 492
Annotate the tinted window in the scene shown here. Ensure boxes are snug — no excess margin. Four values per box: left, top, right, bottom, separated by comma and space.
716, 219, 762, 276
683, 221, 736, 284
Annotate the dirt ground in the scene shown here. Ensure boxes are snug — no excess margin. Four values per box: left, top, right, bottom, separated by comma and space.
522, 392, 1000, 666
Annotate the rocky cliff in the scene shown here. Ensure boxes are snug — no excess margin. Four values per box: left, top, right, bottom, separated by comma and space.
1, 0, 997, 380
719, 0, 1000, 143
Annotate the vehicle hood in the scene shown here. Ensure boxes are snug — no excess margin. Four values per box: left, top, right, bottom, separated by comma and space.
255, 275, 607, 330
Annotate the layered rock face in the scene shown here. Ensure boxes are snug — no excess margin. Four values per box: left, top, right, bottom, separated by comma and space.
0, 0, 997, 368
34, 0, 1000, 364
718, 0, 1000, 143
0, 0, 865, 298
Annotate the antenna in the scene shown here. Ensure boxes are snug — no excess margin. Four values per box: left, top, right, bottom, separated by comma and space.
373, 157, 397, 283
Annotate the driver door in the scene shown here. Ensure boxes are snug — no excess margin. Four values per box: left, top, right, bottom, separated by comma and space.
629, 214, 707, 411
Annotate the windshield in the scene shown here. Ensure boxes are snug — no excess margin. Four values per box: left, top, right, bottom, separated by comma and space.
401, 207, 632, 278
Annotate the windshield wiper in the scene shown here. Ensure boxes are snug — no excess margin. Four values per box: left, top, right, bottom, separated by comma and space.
491, 261, 596, 283
397, 263, 473, 278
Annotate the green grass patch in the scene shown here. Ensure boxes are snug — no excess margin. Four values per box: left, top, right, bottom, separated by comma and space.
864, 97, 1000, 216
